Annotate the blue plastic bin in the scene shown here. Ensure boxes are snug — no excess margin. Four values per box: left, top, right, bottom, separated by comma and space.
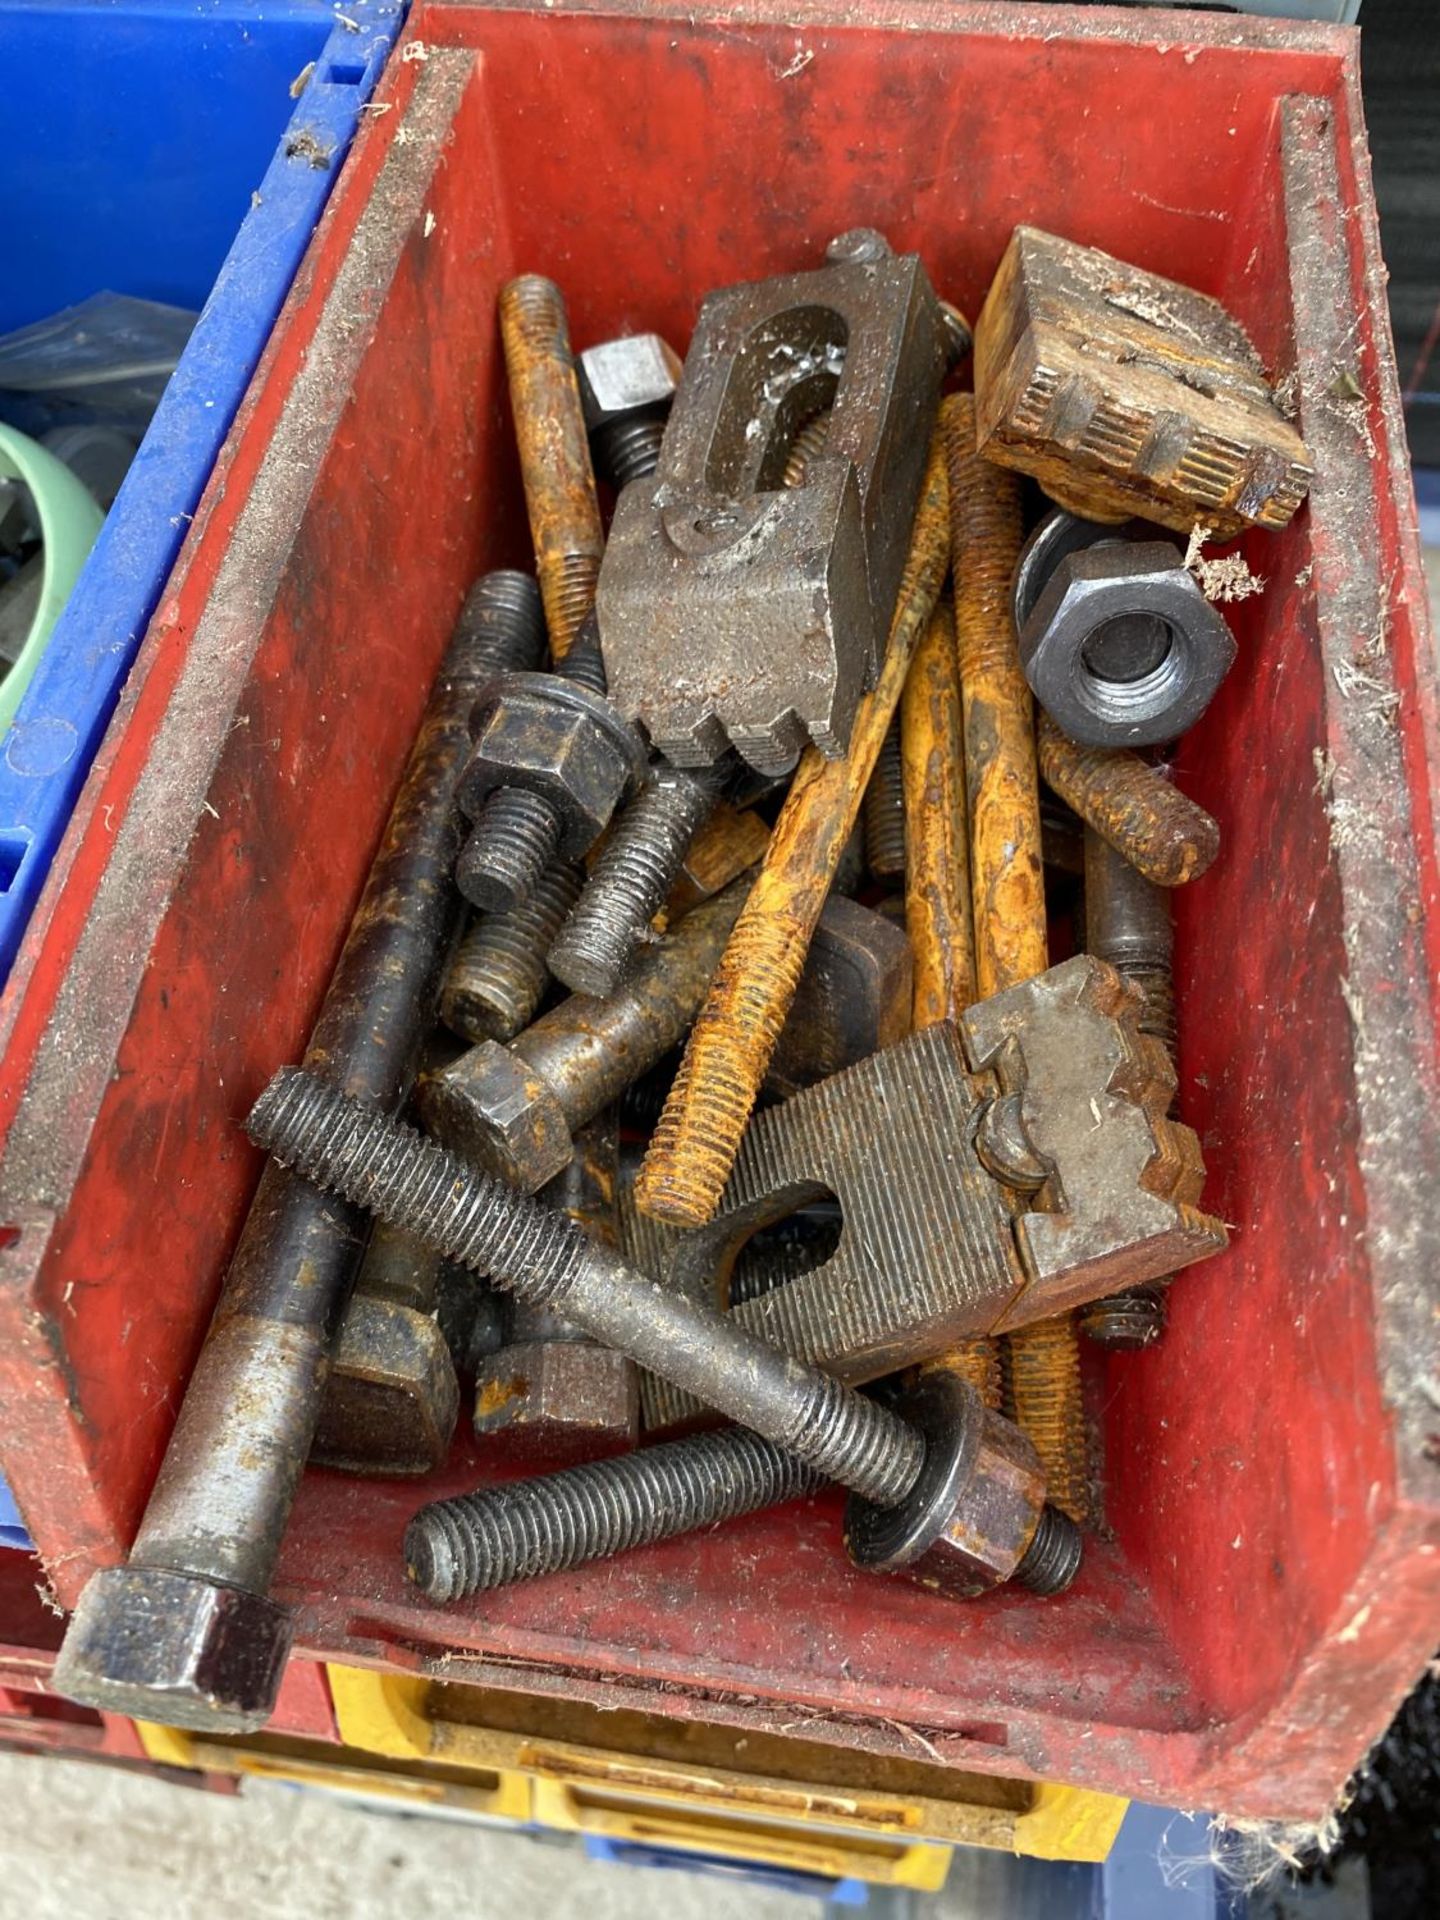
0, 0, 404, 980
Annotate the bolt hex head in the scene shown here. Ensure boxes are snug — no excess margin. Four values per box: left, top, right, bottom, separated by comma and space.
458, 683, 639, 860
577, 335, 682, 429
473, 1339, 639, 1460
1019, 540, 1236, 748
844, 1373, 1047, 1598
313, 1297, 460, 1476
51, 1565, 292, 1733
418, 1041, 572, 1193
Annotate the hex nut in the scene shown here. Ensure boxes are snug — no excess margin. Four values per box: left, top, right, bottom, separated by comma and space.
313, 1297, 460, 1476
418, 1042, 573, 1193
577, 335, 682, 430
844, 1372, 1046, 1597
458, 682, 641, 859
51, 1565, 292, 1733
473, 1339, 639, 1460
1019, 540, 1237, 748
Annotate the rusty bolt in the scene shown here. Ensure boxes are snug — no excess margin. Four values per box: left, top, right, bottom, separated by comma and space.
404, 1365, 1076, 1603
419, 881, 750, 1191
1037, 714, 1220, 888
440, 864, 584, 1044
499, 275, 604, 659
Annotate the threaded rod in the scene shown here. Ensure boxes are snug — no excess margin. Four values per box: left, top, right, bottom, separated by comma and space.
248, 1071, 924, 1509
407, 1427, 821, 1599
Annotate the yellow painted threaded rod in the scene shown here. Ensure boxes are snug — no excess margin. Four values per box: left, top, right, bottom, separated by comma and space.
901, 598, 976, 1031
946, 395, 1088, 1520
634, 431, 951, 1228
498, 276, 605, 661
900, 593, 999, 1408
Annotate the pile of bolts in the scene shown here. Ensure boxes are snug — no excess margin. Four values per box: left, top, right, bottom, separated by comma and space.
54, 225, 1313, 1732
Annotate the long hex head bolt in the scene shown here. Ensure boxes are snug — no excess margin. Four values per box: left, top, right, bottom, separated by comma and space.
1078, 829, 1178, 1349
246, 1073, 1081, 1605
51, 602, 501, 1735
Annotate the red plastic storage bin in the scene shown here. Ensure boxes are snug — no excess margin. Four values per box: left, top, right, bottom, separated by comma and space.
0, 1, 1434, 1820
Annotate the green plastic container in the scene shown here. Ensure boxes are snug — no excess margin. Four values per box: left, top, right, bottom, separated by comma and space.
0, 424, 103, 736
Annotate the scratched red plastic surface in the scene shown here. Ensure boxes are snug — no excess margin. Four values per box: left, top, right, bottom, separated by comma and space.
0, 3, 1434, 1817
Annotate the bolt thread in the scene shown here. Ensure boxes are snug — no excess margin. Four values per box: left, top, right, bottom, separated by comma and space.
781, 409, 831, 490
862, 720, 906, 880
1037, 718, 1220, 887
457, 788, 563, 914
248, 1072, 924, 1510
596, 416, 666, 491
1113, 962, 1178, 1060
619, 1059, 678, 1132
555, 602, 609, 692
1003, 1317, 1090, 1525
947, 395, 1027, 681
547, 553, 603, 664
940, 301, 974, 370
1015, 1503, 1083, 1596
498, 274, 570, 353
781, 1369, 920, 1507
250, 1070, 589, 1308
498, 276, 603, 661
406, 1426, 820, 1600
454, 571, 546, 675
635, 911, 812, 1225
441, 864, 583, 1043
550, 765, 723, 997
1078, 1284, 1170, 1350
919, 1337, 1003, 1412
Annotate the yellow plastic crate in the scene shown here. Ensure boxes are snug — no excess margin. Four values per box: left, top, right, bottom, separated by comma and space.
134, 1717, 532, 1824
327, 1664, 1126, 1881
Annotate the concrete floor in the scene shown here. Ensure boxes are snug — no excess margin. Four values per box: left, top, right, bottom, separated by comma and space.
0, 1750, 822, 1920
0, 1746, 1095, 1920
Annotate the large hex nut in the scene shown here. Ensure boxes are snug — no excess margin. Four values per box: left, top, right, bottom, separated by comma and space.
313, 1297, 460, 1476
474, 1339, 639, 1461
51, 1565, 292, 1733
577, 335, 682, 431
417, 1041, 572, 1193
843, 1372, 1046, 1598
457, 676, 646, 859
1019, 540, 1236, 748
